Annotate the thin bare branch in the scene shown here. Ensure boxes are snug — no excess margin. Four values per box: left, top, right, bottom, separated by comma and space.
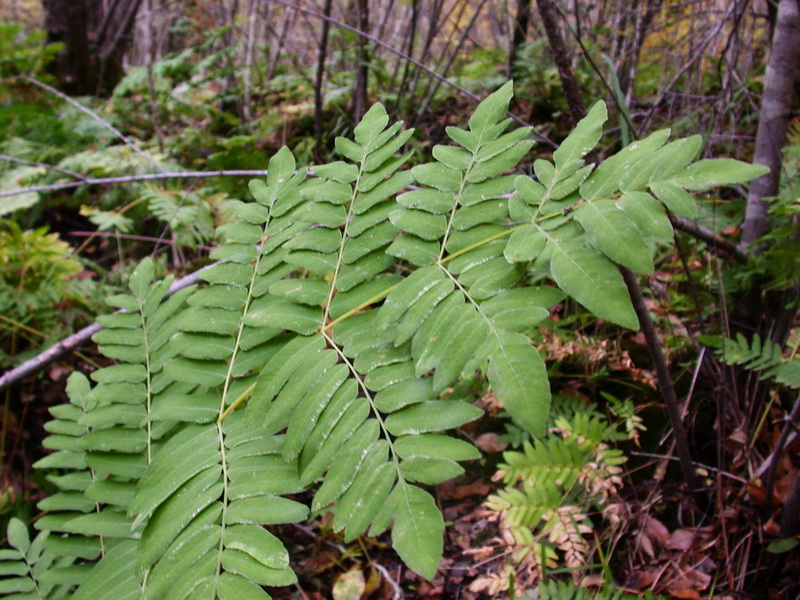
0, 262, 219, 392
0, 154, 87, 181
21, 75, 167, 174
0, 169, 274, 198
415, 0, 490, 122
670, 215, 749, 263
68, 231, 214, 251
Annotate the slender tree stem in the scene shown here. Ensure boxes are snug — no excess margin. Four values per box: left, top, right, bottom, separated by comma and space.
621, 266, 701, 493
766, 391, 800, 512
536, 0, 586, 121
314, 0, 333, 159
741, 0, 800, 247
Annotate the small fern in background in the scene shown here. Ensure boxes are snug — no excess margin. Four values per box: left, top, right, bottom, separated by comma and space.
531, 579, 664, 600
1, 82, 766, 598
0, 221, 85, 365
471, 399, 635, 596
705, 332, 800, 390
0, 518, 74, 599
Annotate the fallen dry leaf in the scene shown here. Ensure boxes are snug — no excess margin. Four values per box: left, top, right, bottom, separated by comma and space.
667, 529, 695, 551
439, 480, 492, 500
627, 567, 659, 589
643, 515, 671, 545
474, 433, 507, 454
668, 588, 702, 599
638, 532, 655, 559
332, 569, 365, 600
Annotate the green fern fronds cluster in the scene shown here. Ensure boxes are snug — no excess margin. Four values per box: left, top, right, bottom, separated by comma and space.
531, 579, 664, 600
5, 82, 768, 599
479, 402, 633, 591
0, 518, 79, 599
709, 333, 800, 389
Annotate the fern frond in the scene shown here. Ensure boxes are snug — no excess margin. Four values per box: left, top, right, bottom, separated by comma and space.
711, 333, 799, 389
379, 83, 552, 436
123, 148, 308, 599
36, 259, 195, 596
142, 187, 215, 246
536, 578, 665, 600
497, 439, 585, 489
238, 109, 479, 577
19, 83, 772, 597
0, 518, 77, 599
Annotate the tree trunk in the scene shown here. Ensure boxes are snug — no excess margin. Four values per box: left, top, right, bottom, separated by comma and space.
536, 0, 586, 122
43, 0, 142, 96
740, 0, 800, 248
352, 0, 370, 122
508, 0, 532, 78
43, 0, 95, 95
314, 0, 334, 159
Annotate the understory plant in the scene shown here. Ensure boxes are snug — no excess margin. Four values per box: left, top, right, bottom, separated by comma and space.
0, 82, 765, 599
0, 221, 84, 365
470, 397, 637, 596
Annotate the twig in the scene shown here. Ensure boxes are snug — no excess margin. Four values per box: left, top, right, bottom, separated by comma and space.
0, 170, 274, 198
630, 451, 747, 484
636, 2, 737, 135
373, 563, 402, 600
68, 231, 215, 251
0, 262, 219, 392
621, 266, 702, 494
0, 154, 87, 181
765, 391, 800, 510
670, 215, 749, 263
415, 0, 490, 123
20, 76, 166, 174
780, 462, 800, 536
266, 0, 556, 147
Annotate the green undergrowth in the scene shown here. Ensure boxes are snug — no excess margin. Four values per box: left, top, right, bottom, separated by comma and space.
0, 82, 765, 599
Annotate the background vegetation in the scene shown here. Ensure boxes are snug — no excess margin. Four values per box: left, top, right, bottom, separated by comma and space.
0, 0, 798, 598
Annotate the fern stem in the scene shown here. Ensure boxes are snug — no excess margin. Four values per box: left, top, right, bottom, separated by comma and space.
218, 381, 257, 423
211, 220, 273, 594
213, 423, 229, 594
321, 167, 364, 327
439, 207, 566, 267
138, 310, 153, 465
439, 266, 499, 339
437, 160, 476, 263
319, 331, 403, 472
321, 284, 397, 332
440, 223, 524, 266
21, 553, 42, 599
